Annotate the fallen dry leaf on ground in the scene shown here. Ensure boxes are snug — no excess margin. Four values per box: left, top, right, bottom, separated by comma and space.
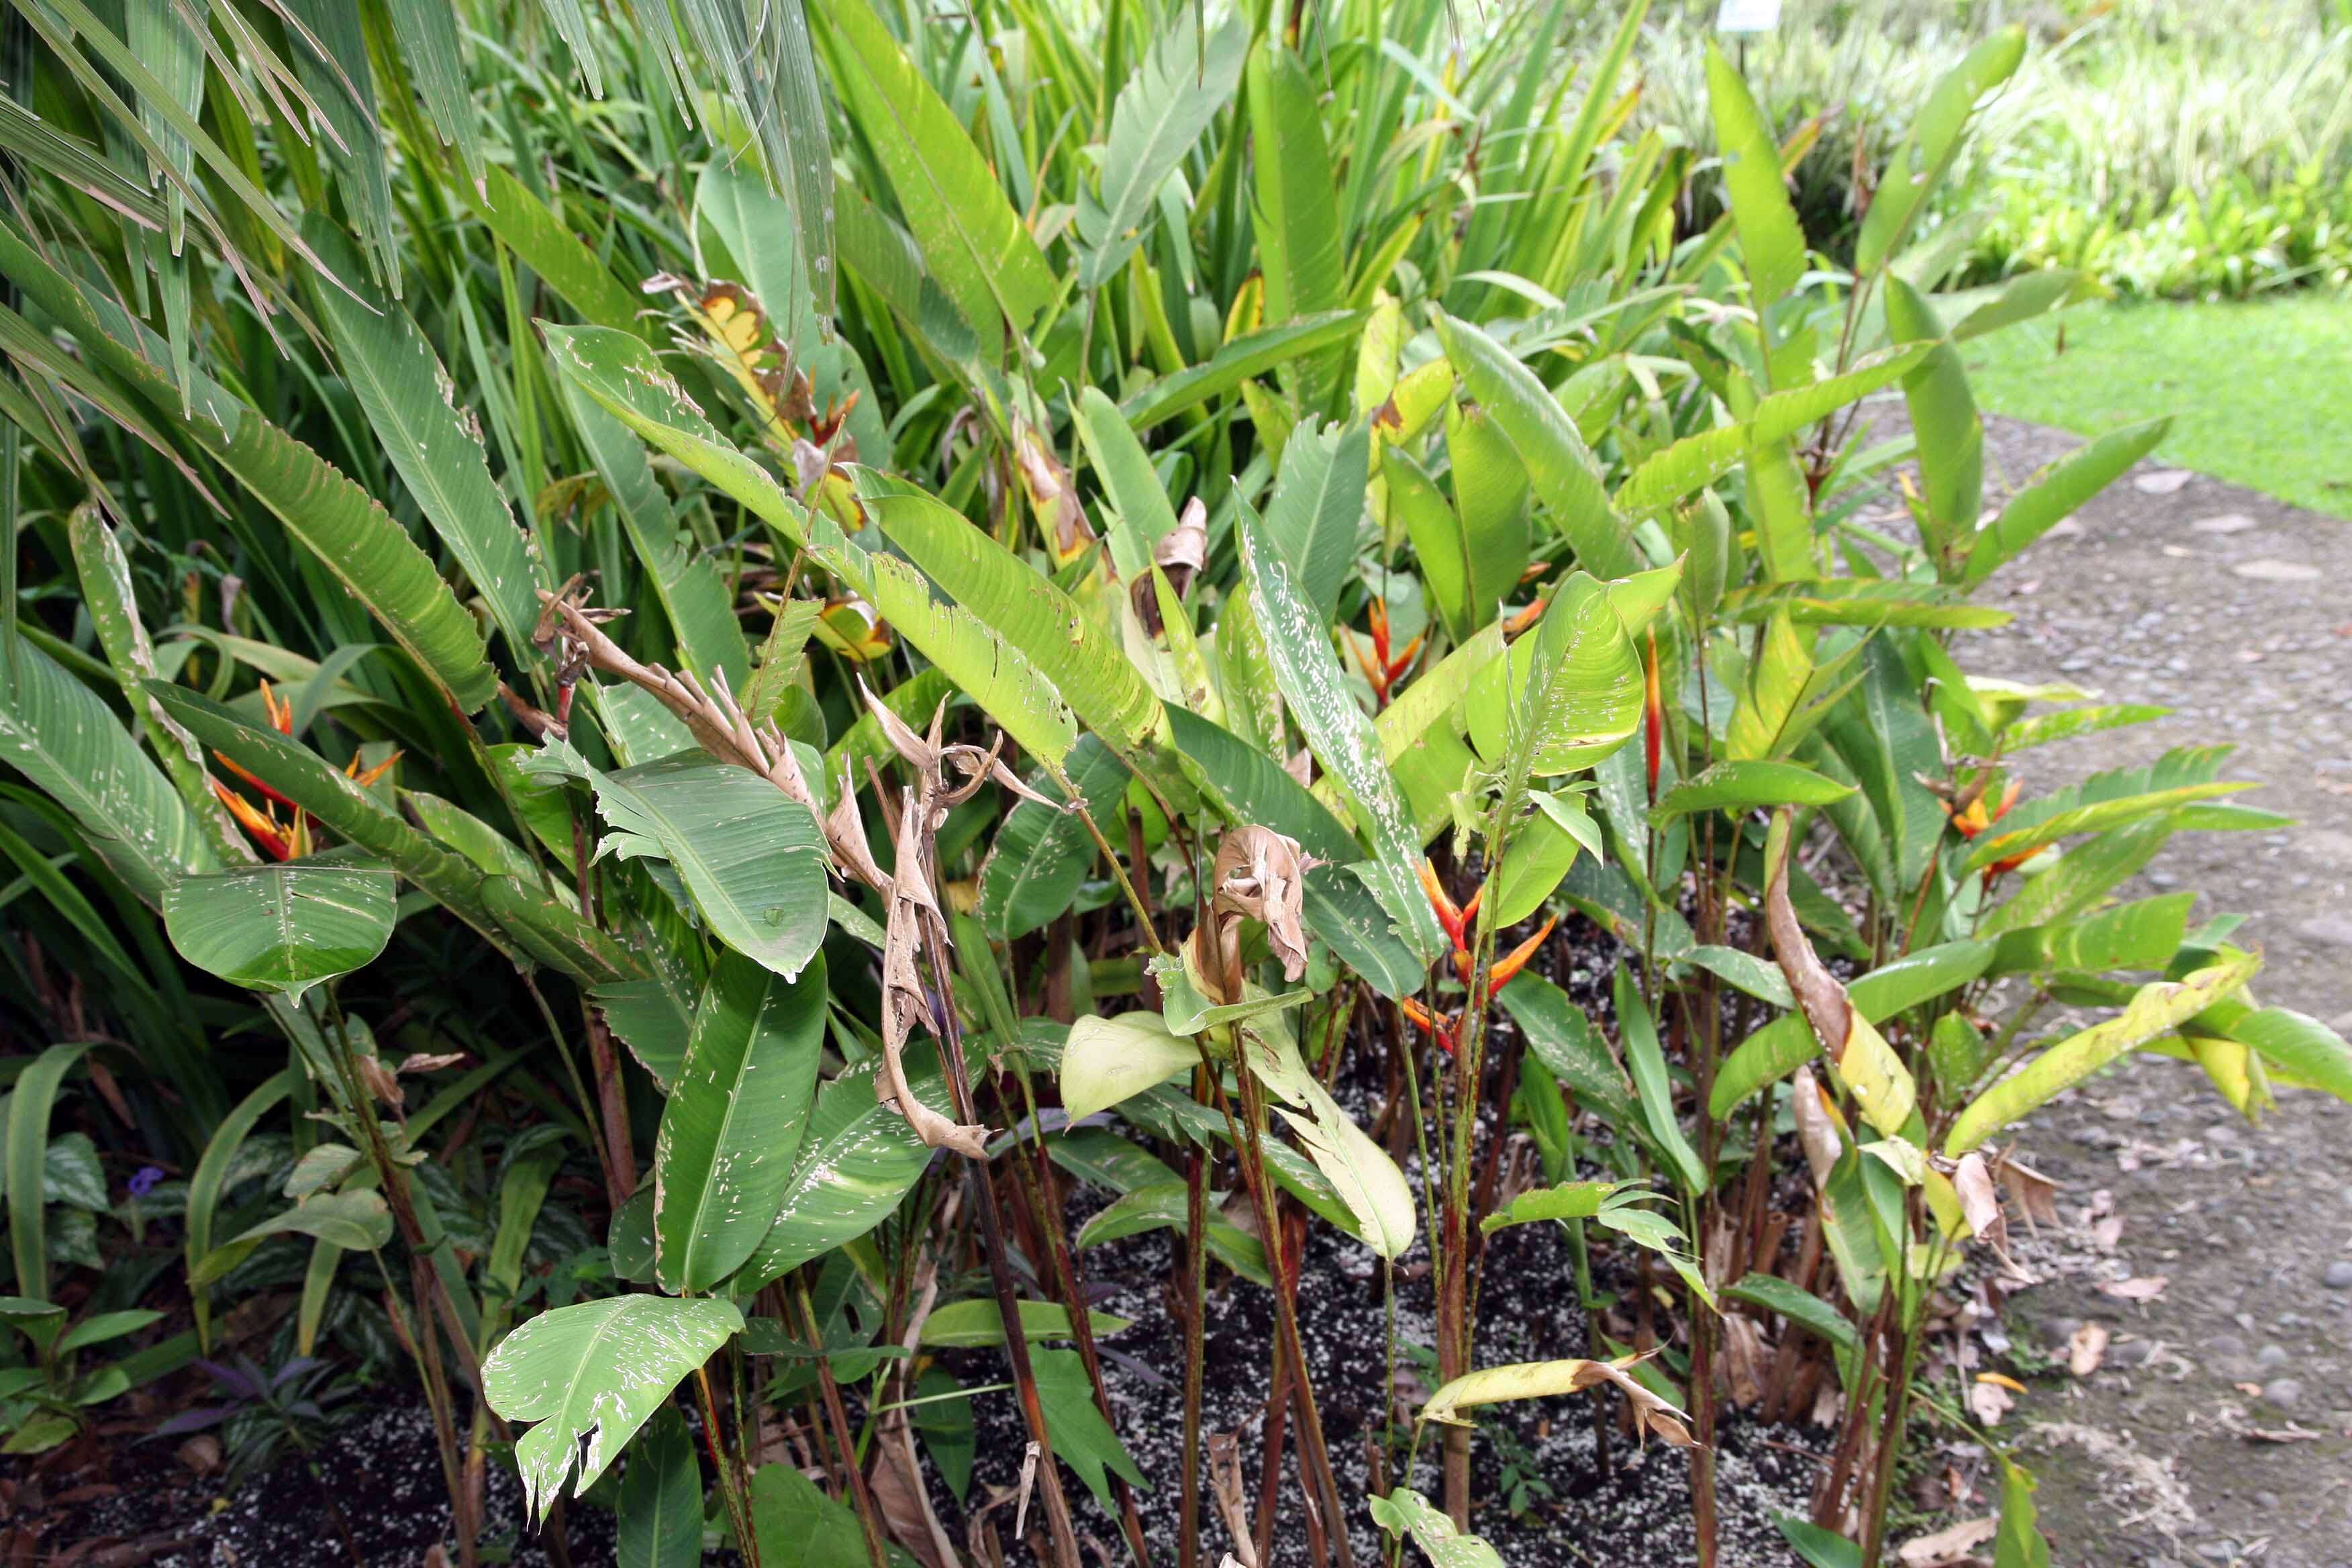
1967, 1375, 2017, 1426
2098, 1275, 2168, 1303
1897, 1516, 1998, 1565
2069, 1322, 2110, 1377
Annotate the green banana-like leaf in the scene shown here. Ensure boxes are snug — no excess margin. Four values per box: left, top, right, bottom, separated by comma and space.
162, 864, 397, 1003
1261, 418, 1369, 625
862, 475, 1163, 769
1236, 497, 1445, 963
528, 741, 829, 982
1947, 952, 2261, 1153
1122, 311, 1367, 431
1965, 419, 2170, 586
1079, 13, 1251, 289
304, 218, 542, 658
1466, 570, 1647, 782
823, 0, 1052, 352
3, 636, 215, 905
1710, 939, 1995, 1117
483, 1293, 745, 1519
616, 1406, 702, 1568
654, 953, 827, 1293
977, 737, 1130, 940
1704, 42, 1808, 313
1649, 760, 1855, 824
1853, 28, 2028, 276
1431, 311, 1636, 579
736, 1052, 964, 1291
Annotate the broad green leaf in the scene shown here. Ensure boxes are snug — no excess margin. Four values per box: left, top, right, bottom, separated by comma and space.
1122, 311, 1367, 431
1650, 759, 1854, 824
739, 1053, 961, 1289
916, 1298, 1131, 1349
1075, 387, 1179, 579
1061, 1012, 1199, 1122
752, 1461, 895, 1568
1030, 1347, 1149, 1510
1705, 44, 1808, 311
865, 477, 1161, 769
561, 382, 746, 689
7, 1042, 94, 1297
191, 1190, 395, 1285
1240, 1020, 1418, 1259
1465, 571, 1646, 781
1854, 30, 2028, 276
1246, 42, 1346, 331
1071, 1181, 1272, 1285
1262, 418, 1369, 624
1499, 973, 1638, 1131
163, 864, 396, 1003
1485, 800, 1589, 926
1965, 419, 2169, 586
1946, 953, 2261, 1153
1996, 1458, 2053, 1568
483, 1293, 745, 1518
305, 219, 541, 658
2230, 1008, 2352, 1104
1616, 972, 1707, 1193
471, 167, 646, 335
654, 954, 827, 1293
616, 1406, 702, 1568
1777, 1516, 1865, 1568
1988, 893, 2192, 978
530, 741, 828, 981
1238, 499, 1446, 963
1477, 1180, 1617, 1230
978, 737, 1128, 940
1431, 313, 1636, 579
1079, 15, 1251, 288
1722, 1273, 1858, 1351
2, 636, 213, 904
1165, 706, 1359, 863
824, 0, 1052, 352
1886, 276, 1983, 571
1370, 1487, 1504, 1568
184, 1069, 296, 1346
1710, 940, 1995, 1117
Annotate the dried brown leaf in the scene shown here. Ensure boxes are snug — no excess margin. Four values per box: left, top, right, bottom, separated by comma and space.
2098, 1276, 2168, 1304
1209, 824, 1317, 982
2069, 1322, 2110, 1377
1896, 1516, 1998, 1566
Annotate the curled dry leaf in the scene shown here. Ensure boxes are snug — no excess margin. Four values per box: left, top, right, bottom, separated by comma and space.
1203, 824, 1318, 985
872, 1403, 962, 1568
1967, 1375, 2015, 1426
395, 1051, 468, 1076
1014, 416, 1096, 567
356, 1054, 406, 1110
877, 787, 987, 1159
1896, 1515, 1998, 1567
1206, 1432, 1258, 1568
1951, 1151, 2010, 1266
2069, 1322, 2110, 1377
1721, 1312, 1767, 1408
2000, 1155, 2062, 1230
1764, 811, 1916, 1134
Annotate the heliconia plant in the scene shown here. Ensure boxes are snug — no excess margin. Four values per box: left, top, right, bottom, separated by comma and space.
2, 2, 2347, 1566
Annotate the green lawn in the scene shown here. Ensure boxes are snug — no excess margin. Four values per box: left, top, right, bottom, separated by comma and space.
1958, 295, 2352, 520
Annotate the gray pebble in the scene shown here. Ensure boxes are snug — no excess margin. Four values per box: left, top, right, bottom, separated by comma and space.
2326, 1261, 2352, 1289
2263, 1376, 2304, 1408
2256, 1343, 2288, 1368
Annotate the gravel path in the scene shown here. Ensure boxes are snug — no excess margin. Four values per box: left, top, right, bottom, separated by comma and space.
1944, 415, 2352, 1568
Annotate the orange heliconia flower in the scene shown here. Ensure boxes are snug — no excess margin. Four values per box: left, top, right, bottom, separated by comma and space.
1348, 599, 1424, 707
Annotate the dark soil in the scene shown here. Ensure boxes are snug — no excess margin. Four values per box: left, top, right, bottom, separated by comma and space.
1930, 413, 2352, 1568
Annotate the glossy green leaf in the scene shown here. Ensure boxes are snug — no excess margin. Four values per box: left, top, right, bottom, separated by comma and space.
916, 1298, 1131, 1349
163, 864, 396, 1003
1079, 15, 1251, 288
483, 1293, 744, 1519
654, 954, 826, 1293
616, 1406, 702, 1568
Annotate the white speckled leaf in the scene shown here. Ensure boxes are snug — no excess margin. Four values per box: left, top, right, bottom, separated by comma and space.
483, 1293, 743, 1520
734, 1052, 961, 1292
1235, 498, 1445, 964
652, 952, 826, 1293
0, 635, 215, 905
